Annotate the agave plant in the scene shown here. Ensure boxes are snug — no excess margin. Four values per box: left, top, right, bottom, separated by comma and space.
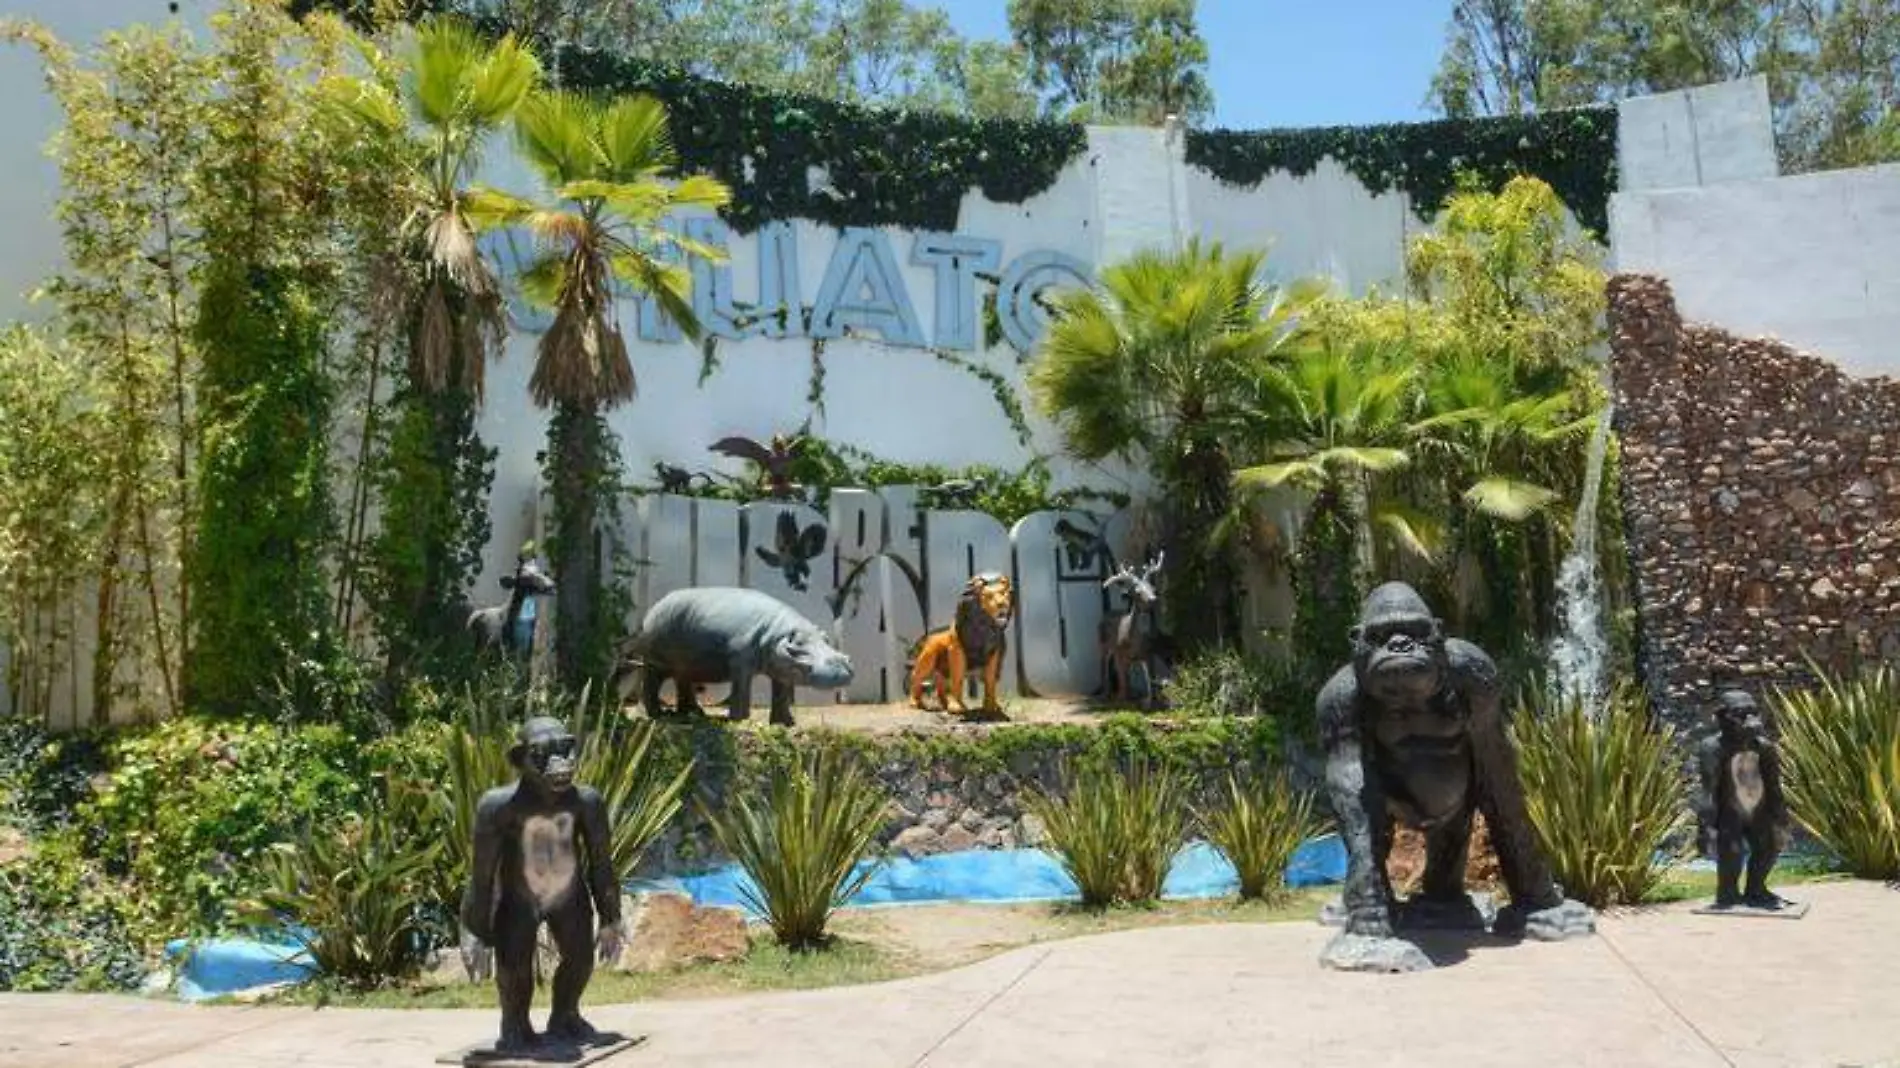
1197, 770, 1319, 901
1773, 665, 1900, 881
244, 779, 443, 990
1512, 683, 1687, 907
1028, 757, 1190, 908
704, 749, 890, 950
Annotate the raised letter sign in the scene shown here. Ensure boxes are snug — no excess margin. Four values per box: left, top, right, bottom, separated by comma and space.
996, 250, 1092, 353
810, 227, 927, 347
911, 232, 1002, 351
685, 216, 754, 340
756, 221, 803, 339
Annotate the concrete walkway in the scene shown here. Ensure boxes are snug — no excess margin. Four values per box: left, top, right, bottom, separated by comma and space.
3, 881, 1896, 1068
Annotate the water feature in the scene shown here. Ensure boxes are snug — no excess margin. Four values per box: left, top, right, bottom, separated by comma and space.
1547, 404, 1615, 716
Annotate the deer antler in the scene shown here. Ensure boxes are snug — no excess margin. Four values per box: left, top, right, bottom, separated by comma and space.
1140, 551, 1164, 580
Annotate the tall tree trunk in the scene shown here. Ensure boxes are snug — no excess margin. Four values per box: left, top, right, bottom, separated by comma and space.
1162, 434, 1237, 654
1295, 481, 1362, 671
550, 401, 603, 691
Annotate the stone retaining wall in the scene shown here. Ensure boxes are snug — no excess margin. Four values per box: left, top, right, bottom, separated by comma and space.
633, 717, 1307, 877
1607, 274, 1900, 733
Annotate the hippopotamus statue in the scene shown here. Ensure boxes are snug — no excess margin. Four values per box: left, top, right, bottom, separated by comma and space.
628, 587, 853, 727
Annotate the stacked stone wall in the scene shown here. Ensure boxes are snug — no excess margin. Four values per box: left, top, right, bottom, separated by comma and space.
1608, 274, 1900, 733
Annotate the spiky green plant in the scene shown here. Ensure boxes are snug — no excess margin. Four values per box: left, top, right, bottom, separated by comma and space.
1773, 665, 1900, 881
1197, 771, 1319, 901
1028, 757, 1190, 908
1513, 683, 1686, 907
244, 780, 442, 989
704, 750, 889, 950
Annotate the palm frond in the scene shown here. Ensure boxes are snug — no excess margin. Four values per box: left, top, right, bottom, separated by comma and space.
1463, 476, 1560, 521
598, 93, 677, 179
514, 88, 603, 187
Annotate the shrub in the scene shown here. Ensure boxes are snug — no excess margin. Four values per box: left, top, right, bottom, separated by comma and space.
1773, 666, 1900, 881
1513, 684, 1686, 907
0, 832, 146, 992
705, 749, 888, 950
81, 718, 370, 936
242, 779, 443, 990
1197, 770, 1319, 901
1166, 649, 1265, 715
1028, 757, 1190, 908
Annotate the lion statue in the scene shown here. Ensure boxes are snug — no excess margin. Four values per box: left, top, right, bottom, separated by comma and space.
908, 572, 1013, 717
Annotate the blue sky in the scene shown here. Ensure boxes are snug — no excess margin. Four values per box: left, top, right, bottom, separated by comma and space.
940, 0, 1457, 130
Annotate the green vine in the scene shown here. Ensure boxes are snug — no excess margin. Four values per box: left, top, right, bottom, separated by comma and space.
482, 32, 1088, 234
930, 350, 1033, 446
806, 338, 827, 419
1185, 107, 1618, 237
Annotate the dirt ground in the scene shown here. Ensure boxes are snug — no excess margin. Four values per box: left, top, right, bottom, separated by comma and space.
825, 895, 1324, 973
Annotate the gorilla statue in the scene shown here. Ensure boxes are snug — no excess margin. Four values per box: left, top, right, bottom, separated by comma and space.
1315, 582, 1595, 971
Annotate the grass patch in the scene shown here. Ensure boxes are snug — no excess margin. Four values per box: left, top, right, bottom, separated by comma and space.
261, 935, 910, 1009
1635, 863, 1848, 906
1036, 890, 1330, 939
250, 892, 1335, 1009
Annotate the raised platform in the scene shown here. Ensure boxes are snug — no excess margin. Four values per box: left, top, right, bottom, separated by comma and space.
631, 695, 1125, 735
1691, 898, 1810, 919
437, 1033, 646, 1067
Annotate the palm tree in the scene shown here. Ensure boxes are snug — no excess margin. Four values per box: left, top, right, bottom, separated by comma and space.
473, 89, 730, 688
1234, 341, 1430, 668
1415, 350, 1600, 647
324, 18, 540, 682
1028, 239, 1317, 652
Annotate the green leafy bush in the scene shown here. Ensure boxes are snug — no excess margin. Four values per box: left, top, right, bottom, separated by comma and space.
1165, 649, 1307, 717
1774, 666, 1900, 881
242, 779, 442, 990
1514, 684, 1686, 907
80, 718, 371, 936
705, 749, 888, 950
1197, 771, 1319, 901
1028, 757, 1190, 908
0, 832, 146, 992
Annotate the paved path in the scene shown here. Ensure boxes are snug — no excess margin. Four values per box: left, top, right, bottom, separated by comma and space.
4, 881, 1896, 1068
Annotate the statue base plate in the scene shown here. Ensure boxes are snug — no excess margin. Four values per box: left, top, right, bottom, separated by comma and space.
437, 1033, 646, 1067
1692, 899, 1809, 920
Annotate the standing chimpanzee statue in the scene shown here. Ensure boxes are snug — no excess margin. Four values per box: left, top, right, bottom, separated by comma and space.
462, 717, 623, 1056
1695, 689, 1794, 912
1317, 582, 1594, 971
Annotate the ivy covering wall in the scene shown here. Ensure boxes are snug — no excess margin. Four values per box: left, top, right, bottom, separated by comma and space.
1185, 108, 1619, 237
535, 43, 1090, 234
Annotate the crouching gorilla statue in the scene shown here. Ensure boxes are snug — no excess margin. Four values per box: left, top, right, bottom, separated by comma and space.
1316, 582, 1595, 972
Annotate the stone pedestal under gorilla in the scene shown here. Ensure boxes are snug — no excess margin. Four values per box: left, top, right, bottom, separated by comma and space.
1316, 583, 1595, 972
450, 718, 640, 1066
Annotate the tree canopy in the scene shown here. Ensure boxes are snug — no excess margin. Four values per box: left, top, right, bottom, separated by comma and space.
1430, 0, 1900, 172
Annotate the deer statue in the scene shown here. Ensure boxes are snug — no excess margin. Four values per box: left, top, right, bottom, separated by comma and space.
1100, 551, 1165, 710
468, 547, 557, 659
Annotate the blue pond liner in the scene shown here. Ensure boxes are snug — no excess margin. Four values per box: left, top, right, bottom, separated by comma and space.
166, 933, 315, 1003
634, 835, 1350, 917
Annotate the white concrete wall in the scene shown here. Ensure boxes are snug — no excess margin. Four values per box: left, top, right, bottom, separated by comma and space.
1610, 79, 1900, 379
1617, 75, 1779, 192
